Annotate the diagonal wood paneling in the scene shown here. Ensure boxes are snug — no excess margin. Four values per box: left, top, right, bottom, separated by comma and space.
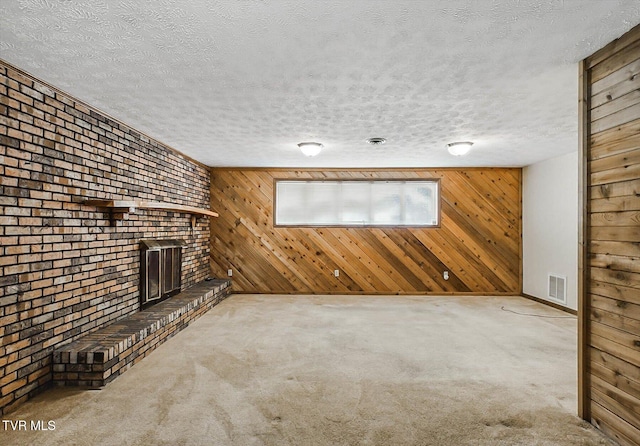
210, 168, 521, 295
580, 23, 640, 446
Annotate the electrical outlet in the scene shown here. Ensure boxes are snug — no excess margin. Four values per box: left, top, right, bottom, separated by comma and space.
443, 271, 449, 280
227, 269, 233, 277
334, 269, 340, 277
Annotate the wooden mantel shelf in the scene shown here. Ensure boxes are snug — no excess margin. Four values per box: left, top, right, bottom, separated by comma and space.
85, 199, 218, 226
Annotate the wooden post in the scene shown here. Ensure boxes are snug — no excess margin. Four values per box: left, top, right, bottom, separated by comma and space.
577, 59, 590, 421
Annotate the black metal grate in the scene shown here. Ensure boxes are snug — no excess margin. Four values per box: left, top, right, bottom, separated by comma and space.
140, 239, 186, 308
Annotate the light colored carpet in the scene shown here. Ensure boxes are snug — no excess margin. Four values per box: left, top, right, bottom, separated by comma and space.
2, 294, 614, 445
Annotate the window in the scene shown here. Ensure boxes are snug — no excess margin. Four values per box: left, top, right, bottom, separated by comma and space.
275, 179, 439, 227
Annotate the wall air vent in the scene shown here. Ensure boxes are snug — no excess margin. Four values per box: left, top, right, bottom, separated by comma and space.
548, 274, 567, 304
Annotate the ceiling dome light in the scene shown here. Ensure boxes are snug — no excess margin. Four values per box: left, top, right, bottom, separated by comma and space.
446, 141, 474, 156
298, 142, 323, 157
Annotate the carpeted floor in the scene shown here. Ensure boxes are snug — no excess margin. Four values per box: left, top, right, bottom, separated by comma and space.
1, 294, 614, 445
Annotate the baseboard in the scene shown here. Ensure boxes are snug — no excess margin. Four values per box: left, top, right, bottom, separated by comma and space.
521, 293, 577, 315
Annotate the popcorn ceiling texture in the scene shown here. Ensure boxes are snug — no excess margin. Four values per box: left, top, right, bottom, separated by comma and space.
1, 1, 638, 168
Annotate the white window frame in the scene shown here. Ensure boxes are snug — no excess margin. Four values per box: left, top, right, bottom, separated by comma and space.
274, 179, 440, 228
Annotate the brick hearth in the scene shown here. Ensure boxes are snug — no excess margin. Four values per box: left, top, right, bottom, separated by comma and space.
52, 279, 230, 387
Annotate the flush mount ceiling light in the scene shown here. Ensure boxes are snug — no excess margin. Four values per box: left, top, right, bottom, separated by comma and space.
446, 141, 474, 156
298, 142, 323, 157
367, 137, 387, 146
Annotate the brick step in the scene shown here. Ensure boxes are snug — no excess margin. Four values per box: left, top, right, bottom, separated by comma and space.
52, 279, 231, 387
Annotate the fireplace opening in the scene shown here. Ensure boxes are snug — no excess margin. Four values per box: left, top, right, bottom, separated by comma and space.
140, 239, 186, 308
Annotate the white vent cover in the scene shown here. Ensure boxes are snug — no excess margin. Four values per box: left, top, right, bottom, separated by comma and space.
548, 274, 567, 304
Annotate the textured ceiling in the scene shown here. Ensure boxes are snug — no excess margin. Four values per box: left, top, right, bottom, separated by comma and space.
1, 1, 639, 168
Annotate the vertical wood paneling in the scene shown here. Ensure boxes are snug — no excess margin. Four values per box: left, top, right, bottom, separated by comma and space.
581, 23, 640, 446
210, 168, 521, 295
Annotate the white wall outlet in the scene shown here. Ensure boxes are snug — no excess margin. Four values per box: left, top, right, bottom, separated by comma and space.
227, 269, 233, 277
443, 271, 449, 280
334, 269, 340, 277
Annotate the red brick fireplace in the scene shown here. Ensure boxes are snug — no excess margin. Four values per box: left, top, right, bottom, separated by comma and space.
0, 60, 214, 414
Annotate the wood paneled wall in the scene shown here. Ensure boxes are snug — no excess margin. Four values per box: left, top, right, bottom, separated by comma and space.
579, 24, 640, 446
210, 169, 521, 295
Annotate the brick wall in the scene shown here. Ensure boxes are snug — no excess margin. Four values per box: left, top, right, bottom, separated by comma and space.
0, 60, 212, 414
